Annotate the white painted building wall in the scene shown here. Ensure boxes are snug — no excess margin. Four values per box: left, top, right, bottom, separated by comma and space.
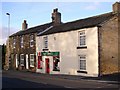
36, 27, 99, 77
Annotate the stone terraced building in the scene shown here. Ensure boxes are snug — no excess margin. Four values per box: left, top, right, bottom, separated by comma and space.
5, 2, 120, 76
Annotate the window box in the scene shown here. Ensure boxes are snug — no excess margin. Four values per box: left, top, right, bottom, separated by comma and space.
53, 69, 60, 71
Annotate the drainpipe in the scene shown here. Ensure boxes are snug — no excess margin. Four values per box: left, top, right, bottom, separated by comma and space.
97, 25, 102, 77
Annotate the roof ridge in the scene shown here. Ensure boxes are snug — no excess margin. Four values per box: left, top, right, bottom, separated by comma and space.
63, 12, 113, 25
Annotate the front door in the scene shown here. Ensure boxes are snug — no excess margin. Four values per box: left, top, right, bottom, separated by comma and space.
38, 56, 42, 69
45, 58, 50, 74
26, 54, 29, 69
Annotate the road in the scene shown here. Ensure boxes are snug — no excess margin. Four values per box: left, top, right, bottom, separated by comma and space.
2, 70, 119, 89
2, 77, 64, 88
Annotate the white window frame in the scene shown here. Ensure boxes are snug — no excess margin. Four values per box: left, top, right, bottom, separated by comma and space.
30, 54, 34, 67
30, 35, 34, 47
13, 38, 16, 48
79, 31, 86, 47
20, 54, 24, 66
43, 36, 48, 49
79, 55, 86, 71
20, 36, 24, 48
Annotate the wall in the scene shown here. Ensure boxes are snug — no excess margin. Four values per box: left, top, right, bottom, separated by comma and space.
77, 27, 99, 77
5, 33, 36, 72
36, 27, 99, 76
99, 15, 119, 75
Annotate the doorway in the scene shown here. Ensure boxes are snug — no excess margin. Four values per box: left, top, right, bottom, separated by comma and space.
45, 58, 50, 73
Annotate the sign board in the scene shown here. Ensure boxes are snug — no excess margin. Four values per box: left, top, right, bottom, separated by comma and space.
41, 52, 59, 56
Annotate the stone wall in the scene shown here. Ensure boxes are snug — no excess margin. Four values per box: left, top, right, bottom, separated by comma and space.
5, 33, 36, 72
99, 14, 119, 75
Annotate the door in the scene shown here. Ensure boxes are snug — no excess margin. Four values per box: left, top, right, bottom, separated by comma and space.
26, 54, 29, 69
45, 58, 50, 73
38, 56, 42, 69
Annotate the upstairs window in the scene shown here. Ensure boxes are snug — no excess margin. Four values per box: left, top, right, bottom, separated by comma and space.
20, 36, 24, 48
79, 31, 86, 47
30, 35, 34, 47
13, 38, 16, 48
43, 36, 48, 49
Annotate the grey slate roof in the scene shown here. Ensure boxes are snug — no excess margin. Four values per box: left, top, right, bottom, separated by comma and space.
10, 12, 115, 37
38, 12, 115, 36
10, 22, 53, 37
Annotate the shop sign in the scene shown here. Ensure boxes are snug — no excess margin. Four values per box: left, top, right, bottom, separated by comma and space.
41, 52, 59, 56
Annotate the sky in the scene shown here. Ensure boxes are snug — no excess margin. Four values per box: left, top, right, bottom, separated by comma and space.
0, 0, 119, 45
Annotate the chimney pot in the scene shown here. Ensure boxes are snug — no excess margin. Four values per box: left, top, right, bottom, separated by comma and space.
53, 8, 58, 12
22, 20, 28, 30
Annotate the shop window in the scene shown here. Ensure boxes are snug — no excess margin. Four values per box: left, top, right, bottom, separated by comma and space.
30, 54, 34, 67
53, 56, 60, 71
20, 54, 24, 66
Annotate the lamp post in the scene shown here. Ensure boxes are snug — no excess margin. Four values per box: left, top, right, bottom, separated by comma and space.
6, 13, 10, 70
6, 13, 10, 37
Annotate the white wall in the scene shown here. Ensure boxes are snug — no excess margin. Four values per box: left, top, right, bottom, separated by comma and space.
36, 27, 99, 77
77, 27, 99, 77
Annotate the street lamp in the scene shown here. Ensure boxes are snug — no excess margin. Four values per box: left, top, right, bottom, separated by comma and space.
6, 13, 10, 70
6, 13, 10, 37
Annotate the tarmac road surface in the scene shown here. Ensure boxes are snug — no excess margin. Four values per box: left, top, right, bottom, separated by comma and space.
2, 70, 119, 89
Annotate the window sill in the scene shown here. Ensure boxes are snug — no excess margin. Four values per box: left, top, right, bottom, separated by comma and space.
38, 67, 42, 69
30, 66, 34, 68
53, 69, 60, 71
77, 70, 87, 74
77, 46, 87, 49
30, 45, 34, 47
43, 48, 49, 51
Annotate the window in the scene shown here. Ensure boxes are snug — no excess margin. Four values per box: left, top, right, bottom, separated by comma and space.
53, 56, 60, 71
20, 54, 24, 66
20, 36, 24, 48
30, 54, 34, 67
79, 31, 86, 46
79, 55, 86, 70
30, 35, 34, 47
43, 36, 48, 48
13, 38, 16, 48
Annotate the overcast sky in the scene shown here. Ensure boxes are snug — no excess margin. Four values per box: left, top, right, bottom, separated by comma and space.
0, 0, 118, 45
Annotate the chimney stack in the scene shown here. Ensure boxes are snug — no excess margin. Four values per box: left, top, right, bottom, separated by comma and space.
112, 2, 120, 14
51, 8, 61, 26
22, 20, 28, 30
